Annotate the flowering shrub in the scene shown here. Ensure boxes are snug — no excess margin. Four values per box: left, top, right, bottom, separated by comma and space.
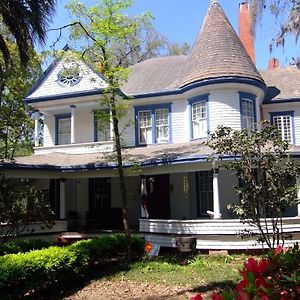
190, 244, 300, 300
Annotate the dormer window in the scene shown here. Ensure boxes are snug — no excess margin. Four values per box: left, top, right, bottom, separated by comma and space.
135, 104, 171, 146
188, 94, 209, 140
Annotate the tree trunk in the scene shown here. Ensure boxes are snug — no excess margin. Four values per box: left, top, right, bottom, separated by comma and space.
110, 93, 132, 261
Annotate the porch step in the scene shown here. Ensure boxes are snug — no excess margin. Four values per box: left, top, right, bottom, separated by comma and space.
57, 232, 88, 246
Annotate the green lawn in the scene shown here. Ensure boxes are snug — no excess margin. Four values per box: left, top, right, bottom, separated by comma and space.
106, 254, 246, 290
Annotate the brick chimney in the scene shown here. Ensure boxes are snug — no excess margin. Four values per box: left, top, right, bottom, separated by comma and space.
238, 2, 255, 64
268, 57, 280, 69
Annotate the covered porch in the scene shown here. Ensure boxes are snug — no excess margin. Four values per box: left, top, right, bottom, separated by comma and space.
140, 217, 300, 250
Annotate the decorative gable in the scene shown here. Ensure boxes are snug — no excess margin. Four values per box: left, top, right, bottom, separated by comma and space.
26, 57, 108, 102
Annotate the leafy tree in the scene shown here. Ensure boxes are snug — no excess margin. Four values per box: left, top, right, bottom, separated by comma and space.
0, 0, 56, 69
0, 41, 42, 160
250, 0, 300, 56
0, 40, 55, 243
207, 124, 299, 249
65, 0, 158, 260
0, 175, 55, 243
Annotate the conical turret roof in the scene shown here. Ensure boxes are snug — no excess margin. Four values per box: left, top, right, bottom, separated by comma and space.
180, 1, 264, 87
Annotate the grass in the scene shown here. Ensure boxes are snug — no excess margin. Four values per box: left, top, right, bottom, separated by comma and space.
105, 253, 247, 289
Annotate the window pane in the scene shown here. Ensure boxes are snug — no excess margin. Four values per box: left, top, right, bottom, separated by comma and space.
192, 101, 207, 139
138, 110, 152, 144
241, 98, 255, 130
58, 118, 71, 145
273, 115, 292, 143
155, 108, 169, 143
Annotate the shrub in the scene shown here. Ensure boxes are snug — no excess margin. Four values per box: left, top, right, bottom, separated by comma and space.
0, 234, 145, 299
0, 239, 51, 256
190, 244, 300, 300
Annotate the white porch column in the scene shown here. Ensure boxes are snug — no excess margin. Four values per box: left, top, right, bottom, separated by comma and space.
34, 110, 40, 147
297, 176, 300, 217
212, 164, 221, 219
70, 105, 76, 144
60, 179, 66, 219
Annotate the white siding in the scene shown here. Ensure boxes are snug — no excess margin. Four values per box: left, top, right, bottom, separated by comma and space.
74, 110, 94, 144
43, 114, 55, 147
28, 60, 107, 99
171, 100, 189, 143
209, 90, 241, 132
119, 107, 135, 147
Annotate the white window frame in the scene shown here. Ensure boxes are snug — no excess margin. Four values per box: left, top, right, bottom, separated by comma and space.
138, 110, 152, 145
192, 101, 207, 139
271, 113, 294, 144
95, 110, 111, 142
56, 115, 71, 145
241, 97, 256, 130
155, 108, 169, 143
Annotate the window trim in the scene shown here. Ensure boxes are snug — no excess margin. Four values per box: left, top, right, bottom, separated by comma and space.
55, 113, 71, 145
270, 111, 295, 144
134, 103, 172, 146
188, 94, 209, 140
94, 110, 111, 142
239, 92, 257, 130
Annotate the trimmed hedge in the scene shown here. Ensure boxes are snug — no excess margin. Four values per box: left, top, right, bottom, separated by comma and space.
0, 239, 51, 256
0, 234, 144, 299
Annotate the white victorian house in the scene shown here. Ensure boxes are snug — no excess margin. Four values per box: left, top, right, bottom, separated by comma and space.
3, 1, 300, 249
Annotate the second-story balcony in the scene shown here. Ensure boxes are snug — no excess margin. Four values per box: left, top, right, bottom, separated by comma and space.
34, 141, 114, 155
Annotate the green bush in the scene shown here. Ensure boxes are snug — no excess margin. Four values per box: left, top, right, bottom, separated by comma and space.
0, 234, 145, 299
0, 239, 51, 256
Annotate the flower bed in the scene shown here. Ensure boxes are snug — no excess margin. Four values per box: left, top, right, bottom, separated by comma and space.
191, 244, 300, 300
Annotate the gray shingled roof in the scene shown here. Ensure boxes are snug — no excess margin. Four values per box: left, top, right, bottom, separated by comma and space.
122, 55, 187, 95
180, 2, 264, 87
260, 66, 300, 101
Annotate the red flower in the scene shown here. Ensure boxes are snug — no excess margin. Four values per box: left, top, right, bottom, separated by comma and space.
244, 257, 258, 273
275, 245, 283, 256
211, 293, 224, 300
190, 294, 203, 300
257, 258, 270, 274
255, 277, 270, 289
235, 278, 249, 291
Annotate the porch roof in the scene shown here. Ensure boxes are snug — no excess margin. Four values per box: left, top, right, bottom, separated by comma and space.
2, 140, 213, 171
2, 141, 300, 171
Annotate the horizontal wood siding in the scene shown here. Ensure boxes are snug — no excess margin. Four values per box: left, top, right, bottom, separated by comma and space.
119, 108, 135, 147
29, 60, 107, 99
75, 110, 93, 144
171, 100, 188, 143
43, 114, 55, 147
209, 90, 241, 132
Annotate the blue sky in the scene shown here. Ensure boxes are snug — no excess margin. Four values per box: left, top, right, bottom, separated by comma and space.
45, 0, 300, 70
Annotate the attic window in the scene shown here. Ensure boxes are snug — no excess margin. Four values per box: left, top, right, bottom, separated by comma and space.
57, 62, 82, 87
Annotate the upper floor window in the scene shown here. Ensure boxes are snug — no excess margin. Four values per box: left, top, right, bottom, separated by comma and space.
239, 93, 256, 130
94, 110, 111, 142
270, 111, 294, 144
55, 114, 71, 145
135, 104, 171, 145
188, 94, 208, 140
